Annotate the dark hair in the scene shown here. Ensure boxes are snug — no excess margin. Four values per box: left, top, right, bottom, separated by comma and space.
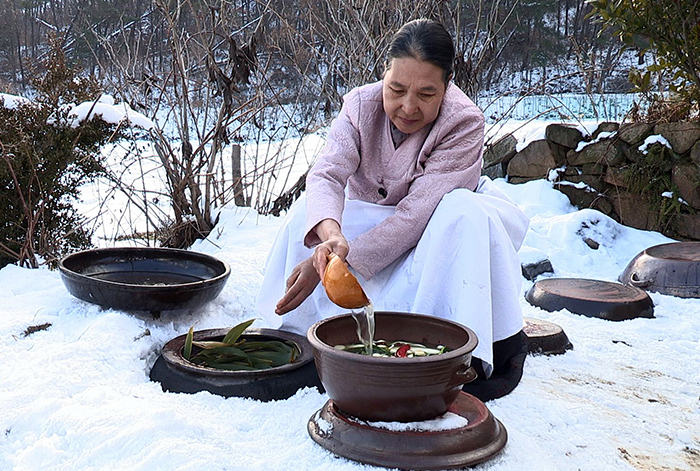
387, 19, 455, 82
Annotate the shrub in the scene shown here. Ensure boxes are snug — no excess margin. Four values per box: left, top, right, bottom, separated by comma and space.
0, 37, 119, 268
588, 0, 700, 118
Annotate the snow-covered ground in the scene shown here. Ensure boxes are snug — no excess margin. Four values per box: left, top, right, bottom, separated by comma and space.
0, 108, 699, 470
1, 178, 699, 470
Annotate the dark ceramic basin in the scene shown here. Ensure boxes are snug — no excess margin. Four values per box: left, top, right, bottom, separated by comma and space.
307, 311, 478, 423
150, 328, 322, 401
59, 247, 230, 312
619, 242, 700, 298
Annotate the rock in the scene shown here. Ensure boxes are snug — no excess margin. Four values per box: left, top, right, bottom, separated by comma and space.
672, 163, 700, 209
563, 166, 580, 177
519, 246, 554, 280
610, 191, 660, 231
583, 237, 600, 249
507, 140, 558, 179
568, 138, 625, 166
691, 141, 700, 166
604, 166, 628, 188
548, 141, 570, 166
483, 134, 517, 168
555, 181, 614, 215
522, 259, 554, 281
482, 162, 506, 180
581, 162, 607, 175
546, 123, 584, 149
675, 212, 700, 240
592, 122, 620, 139
624, 145, 645, 163
563, 173, 606, 192
594, 196, 615, 215
508, 176, 542, 184
655, 122, 700, 154
554, 181, 600, 209
618, 122, 653, 145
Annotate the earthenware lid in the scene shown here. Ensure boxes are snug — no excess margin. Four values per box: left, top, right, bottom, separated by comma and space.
523, 317, 573, 355
526, 278, 654, 321
59, 247, 230, 314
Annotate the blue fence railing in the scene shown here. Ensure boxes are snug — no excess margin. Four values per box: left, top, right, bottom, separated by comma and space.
477, 93, 641, 123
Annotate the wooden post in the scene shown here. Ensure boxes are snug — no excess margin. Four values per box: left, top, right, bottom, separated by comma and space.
231, 144, 247, 206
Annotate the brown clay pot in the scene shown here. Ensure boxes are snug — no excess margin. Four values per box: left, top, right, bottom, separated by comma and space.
307, 311, 478, 422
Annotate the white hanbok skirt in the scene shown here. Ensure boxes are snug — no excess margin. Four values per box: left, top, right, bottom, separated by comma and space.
256, 176, 530, 376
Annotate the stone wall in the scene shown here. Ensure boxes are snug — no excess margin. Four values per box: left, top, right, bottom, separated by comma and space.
482, 121, 700, 240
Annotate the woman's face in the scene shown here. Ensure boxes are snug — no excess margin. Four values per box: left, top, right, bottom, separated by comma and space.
382, 56, 447, 134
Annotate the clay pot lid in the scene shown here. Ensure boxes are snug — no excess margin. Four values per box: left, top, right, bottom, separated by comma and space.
523, 317, 573, 355
307, 392, 507, 469
526, 278, 654, 321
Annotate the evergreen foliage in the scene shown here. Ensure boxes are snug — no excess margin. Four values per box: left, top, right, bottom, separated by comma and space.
622, 142, 686, 234
0, 37, 120, 268
588, 0, 700, 114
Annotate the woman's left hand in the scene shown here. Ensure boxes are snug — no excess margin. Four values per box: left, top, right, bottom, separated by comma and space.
275, 257, 319, 315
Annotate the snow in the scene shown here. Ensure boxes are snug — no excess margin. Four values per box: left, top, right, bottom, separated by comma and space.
575, 131, 617, 152
662, 191, 689, 206
65, 95, 154, 130
357, 412, 470, 432
0, 93, 31, 109
639, 135, 672, 154
1, 92, 154, 130
1, 119, 700, 471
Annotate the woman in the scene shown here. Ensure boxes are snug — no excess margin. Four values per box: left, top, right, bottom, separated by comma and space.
256, 19, 530, 400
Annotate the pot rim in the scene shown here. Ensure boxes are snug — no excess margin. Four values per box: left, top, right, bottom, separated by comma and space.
162, 327, 314, 376
58, 247, 231, 290
306, 311, 478, 364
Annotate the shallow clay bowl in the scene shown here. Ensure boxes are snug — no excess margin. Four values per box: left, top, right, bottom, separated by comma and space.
150, 328, 322, 401
307, 311, 478, 423
59, 247, 230, 313
619, 242, 700, 298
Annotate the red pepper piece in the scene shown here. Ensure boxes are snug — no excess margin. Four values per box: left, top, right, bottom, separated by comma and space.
395, 344, 410, 358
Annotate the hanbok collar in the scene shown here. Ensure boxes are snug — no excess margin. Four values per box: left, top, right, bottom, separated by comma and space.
389, 121, 409, 149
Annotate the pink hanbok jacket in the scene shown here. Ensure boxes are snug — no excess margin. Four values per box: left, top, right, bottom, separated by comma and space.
304, 80, 485, 280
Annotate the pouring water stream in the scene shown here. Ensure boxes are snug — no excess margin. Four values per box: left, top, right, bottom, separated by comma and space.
322, 254, 375, 355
